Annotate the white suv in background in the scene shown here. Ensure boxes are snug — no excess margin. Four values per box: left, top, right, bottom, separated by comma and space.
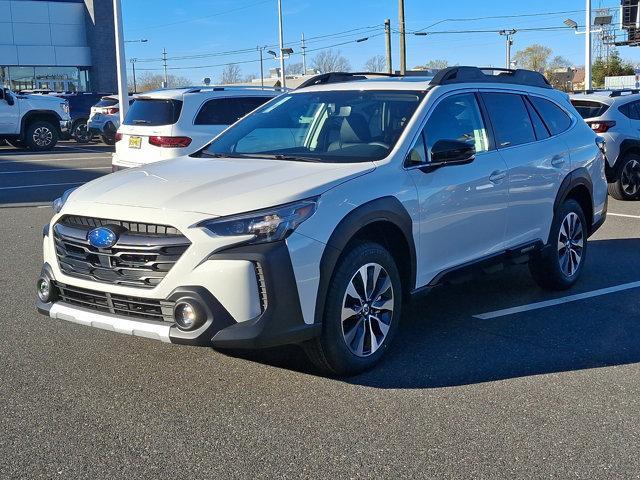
111, 86, 283, 170
571, 90, 640, 200
88, 95, 135, 145
38, 68, 607, 375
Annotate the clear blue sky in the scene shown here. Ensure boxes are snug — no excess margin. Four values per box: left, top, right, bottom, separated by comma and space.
122, 0, 640, 83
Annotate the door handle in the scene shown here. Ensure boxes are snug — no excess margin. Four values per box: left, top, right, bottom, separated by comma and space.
551, 155, 566, 167
489, 170, 507, 183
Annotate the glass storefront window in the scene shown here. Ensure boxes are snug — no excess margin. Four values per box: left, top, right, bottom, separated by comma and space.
3, 66, 91, 92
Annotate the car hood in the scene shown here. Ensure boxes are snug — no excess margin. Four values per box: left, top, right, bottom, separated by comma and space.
67, 156, 375, 216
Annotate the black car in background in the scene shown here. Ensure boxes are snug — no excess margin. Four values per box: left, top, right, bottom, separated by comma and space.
57, 92, 114, 143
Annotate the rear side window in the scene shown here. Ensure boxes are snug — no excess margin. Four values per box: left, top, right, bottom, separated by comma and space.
529, 96, 572, 135
194, 96, 273, 125
619, 100, 640, 120
481, 93, 535, 148
123, 99, 183, 126
524, 97, 550, 140
571, 100, 610, 119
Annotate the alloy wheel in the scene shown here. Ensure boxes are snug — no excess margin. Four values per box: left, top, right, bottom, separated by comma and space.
74, 123, 90, 143
341, 263, 394, 357
33, 127, 53, 147
621, 159, 640, 197
557, 212, 584, 277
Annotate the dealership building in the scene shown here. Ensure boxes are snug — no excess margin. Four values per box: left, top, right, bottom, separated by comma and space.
0, 0, 117, 92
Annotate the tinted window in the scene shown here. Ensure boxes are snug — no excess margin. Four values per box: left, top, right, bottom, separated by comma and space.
482, 93, 535, 148
524, 97, 550, 140
424, 93, 489, 155
195, 96, 272, 125
123, 99, 183, 126
619, 100, 640, 120
529, 96, 572, 135
571, 100, 610, 119
94, 98, 118, 108
203, 90, 425, 163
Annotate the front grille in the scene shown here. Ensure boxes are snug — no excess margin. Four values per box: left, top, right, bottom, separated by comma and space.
55, 282, 175, 322
53, 215, 190, 289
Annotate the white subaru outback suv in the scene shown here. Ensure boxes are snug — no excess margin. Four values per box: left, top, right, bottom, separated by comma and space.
111, 86, 282, 170
37, 68, 608, 375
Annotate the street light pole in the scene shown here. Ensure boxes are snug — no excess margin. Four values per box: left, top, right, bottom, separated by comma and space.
385, 19, 392, 74
499, 29, 517, 69
113, 0, 128, 122
301, 33, 307, 73
398, 0, 406, 75
130, 58, 137, 93
258, 46, 264, 88
277, 0, 286, 88
162, 48, 168, 88
585, 0, 592, 90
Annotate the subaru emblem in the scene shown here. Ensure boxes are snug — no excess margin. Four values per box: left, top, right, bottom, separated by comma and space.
87, 227, 118, 249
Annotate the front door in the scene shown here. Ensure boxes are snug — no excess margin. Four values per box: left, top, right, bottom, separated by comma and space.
0, 91, 19, 135
408, 91, 510, 286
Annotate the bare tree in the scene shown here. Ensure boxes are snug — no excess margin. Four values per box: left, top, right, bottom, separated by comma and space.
364, 55, 387, 72
513, 44, 552, 73
312, 50, 351, 73
136, 72, 191, 92
415, 59, 449, 70
286, 62, 304, 75
220, 64, 242, 84
244, 73, 257, 83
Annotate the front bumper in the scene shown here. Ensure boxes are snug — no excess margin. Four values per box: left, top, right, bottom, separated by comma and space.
60, 120, 71, 136
37, 239, 322, 348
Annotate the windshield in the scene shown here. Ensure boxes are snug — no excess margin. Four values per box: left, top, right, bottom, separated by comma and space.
203, 90, 425, 163
123, 98, 183, 126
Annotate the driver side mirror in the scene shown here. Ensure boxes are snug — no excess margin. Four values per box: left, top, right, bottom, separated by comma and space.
3, 89, 14, 106
429, 139, 475, 167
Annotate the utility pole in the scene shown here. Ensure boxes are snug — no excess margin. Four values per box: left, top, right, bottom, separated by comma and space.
130, 58, 137, 93
301, 33, 307, 74
585, 0, 592, 90
385, 19, 392, 74
258, 46, 264, 88
398, 0, 406, 74
277, 0, 286, 88
162, 48, 168, 88
113, 0, 128, 122
499, 29, 517, 69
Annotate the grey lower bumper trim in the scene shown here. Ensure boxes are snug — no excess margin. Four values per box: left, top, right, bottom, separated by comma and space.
49, 302, 172, 343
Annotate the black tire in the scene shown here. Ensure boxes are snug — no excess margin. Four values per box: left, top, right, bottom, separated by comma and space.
608, 154, 640, 201
25, 121, 58, 151
303, 242, 402, 376
72, 120, 91, 144
5, 139, 26, 149
529, 199, 588, 291
100, 134, 116, 146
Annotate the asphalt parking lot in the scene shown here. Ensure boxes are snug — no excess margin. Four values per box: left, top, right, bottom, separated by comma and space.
1, 145, 639, 479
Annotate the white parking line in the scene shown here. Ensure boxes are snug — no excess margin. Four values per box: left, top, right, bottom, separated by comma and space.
0, 181, 84, 191
473, 280, 640, 320
609, 212, 640, 220
0, 156, 111, 164
0, 167, 109, 175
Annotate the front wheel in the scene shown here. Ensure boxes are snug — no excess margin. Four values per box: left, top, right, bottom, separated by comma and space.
608, 155, 640, 201
303, 242, 402, 376
25, 121, 58, 151
529, 199, 587, 291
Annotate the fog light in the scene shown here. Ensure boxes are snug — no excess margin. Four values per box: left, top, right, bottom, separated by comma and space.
37, 277, 52, 303
174, 301, 204, 331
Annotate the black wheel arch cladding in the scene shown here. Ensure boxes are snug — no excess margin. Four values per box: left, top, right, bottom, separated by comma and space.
314, 196, 416, 325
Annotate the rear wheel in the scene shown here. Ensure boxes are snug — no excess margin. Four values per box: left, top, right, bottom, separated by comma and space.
529, 199, 587, 291
303, 242, 402, 376
608, 154, 640, 201
72, 120, 91, 143
100, 134, 116, 146
25, 121, 58, 151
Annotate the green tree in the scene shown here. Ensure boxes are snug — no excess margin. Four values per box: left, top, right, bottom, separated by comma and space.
592, 51, 635, 87
513, 44, 552, 73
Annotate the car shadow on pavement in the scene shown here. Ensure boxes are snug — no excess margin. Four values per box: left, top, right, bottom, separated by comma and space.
0, 143, 114, 156
224, 238, 640, 388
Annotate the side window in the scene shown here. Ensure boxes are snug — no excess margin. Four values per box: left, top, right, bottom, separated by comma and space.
529, 96, 572, 135
407, 132, 427, 165
524, 97, 550, 140
482, 93, 536, 148
620, 100, 640, 120
195, 98, 240, 125
423, 93, 489, 156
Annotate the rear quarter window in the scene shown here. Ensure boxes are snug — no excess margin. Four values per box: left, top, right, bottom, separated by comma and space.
95, 98, 118, 107
123, 99, 183, 126
570, 100, 610, 119
194, 96, 273, 125
529, 96, 572, 135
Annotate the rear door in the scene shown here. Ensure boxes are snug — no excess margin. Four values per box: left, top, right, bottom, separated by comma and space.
481, 91, 571, 247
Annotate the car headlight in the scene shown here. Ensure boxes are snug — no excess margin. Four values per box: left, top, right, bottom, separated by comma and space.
198, 198, 318, 245
52, 187, 77, 214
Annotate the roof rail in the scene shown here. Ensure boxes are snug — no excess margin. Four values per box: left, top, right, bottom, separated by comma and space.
609, 89, 640, 97
429, 66, 552, 89
296, 72, 396, 89
182, 85, 288, 94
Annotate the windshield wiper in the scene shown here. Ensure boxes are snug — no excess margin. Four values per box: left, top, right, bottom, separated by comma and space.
201, 152, 322, 162
132, 119, 151, 125
269, 154, 322, 163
